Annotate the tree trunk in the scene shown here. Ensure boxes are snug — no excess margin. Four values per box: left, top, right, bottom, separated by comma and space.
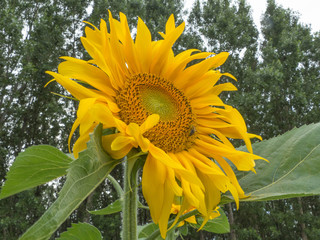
297, 197, 308, 240
228, 203, 237, 240
199, 231, 205, 240
83, 192, 94, 223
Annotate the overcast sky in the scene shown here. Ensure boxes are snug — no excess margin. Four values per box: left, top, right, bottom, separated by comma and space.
246, 0, 320, 32
184, 0, 320, 33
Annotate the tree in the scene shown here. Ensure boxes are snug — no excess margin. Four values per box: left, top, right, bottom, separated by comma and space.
187, 0, 261, 134
1, 1, 188, 239
182, 1, 260, 239
230, 1, 320, 240
254, 0, 320, 137
0, 0, 91, 238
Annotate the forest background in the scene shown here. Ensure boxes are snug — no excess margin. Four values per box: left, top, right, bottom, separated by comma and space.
1, 0, 319, 239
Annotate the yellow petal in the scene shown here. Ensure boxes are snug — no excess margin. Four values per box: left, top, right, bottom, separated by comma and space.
166, 167, 183, 196
111, 136, 135, 151
169, 199, 190, 230
118, 12, 140, 73
184, 70, 222, 98
135, 17, 152, 72
148, 144, 185, 170
167, 51, 212, 83
190, 93, 225, 108
142, 154, 165, 222
185, 215, 197, 224
140, 114, 160, 133
68, 98, 97, 153
176, 152, 207, 215
175, 52, 229, 89
158, 180, 175, 239
46, 71, 103, 100
211, 82, 237, 96
209, 208, 221, 219
167, 152, 204, 189
58, 57, 116, 96
183, 150, 226, 177
102, 134, 133, 159
73, 123, 97, 158
151, 19, 185, 74
181, 178, 200, 208
197, 171, 221, 230
165, 14, 176, 34
126, 123, 150, 152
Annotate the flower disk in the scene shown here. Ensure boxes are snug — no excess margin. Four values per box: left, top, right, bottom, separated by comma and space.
46, 11, 265, 239
116, 73, 196, 153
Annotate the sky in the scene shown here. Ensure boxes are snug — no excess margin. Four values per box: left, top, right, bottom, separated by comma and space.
246, 0, 320, 32
185, 0, 320, 33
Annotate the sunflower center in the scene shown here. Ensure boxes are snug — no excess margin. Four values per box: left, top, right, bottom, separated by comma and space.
139, 85, 178, 121
116, 73, 196, 153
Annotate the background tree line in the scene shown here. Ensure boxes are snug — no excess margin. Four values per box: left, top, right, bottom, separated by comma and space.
1, 0, 319, 239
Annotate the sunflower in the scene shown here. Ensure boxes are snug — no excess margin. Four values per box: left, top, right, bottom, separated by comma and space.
47, 11, 264, 238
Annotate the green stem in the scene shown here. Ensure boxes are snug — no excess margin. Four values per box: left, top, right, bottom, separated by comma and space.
122, 158, 138, 240
107, 174, 124, 198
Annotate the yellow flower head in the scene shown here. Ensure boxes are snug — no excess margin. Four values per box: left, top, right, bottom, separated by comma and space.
47, 11, 264, 239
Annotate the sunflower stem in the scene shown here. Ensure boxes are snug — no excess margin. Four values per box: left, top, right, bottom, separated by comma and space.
122, 157, 138, 240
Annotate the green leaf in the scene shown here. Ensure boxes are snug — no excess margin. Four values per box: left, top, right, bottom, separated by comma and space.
138, 222, 178, 240
238, 123, 320, 201
89, 199, 122, 215
19, 125, 120, 240
89, 198, 148, 215
179, 224, 188, 236
190, 208, 230, 234
0, 145, 72, 200
138, 223, 163, 240
56, 222, 102, 240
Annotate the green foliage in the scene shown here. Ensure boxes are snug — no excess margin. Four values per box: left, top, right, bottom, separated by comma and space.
0, 145, 72, 199
20, 125, 120, 240
2, 0, 320, 240
57, 223, 102, 240
0, 0, 93, 235
0, 189, 53, 239
89, 199, 122, 216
